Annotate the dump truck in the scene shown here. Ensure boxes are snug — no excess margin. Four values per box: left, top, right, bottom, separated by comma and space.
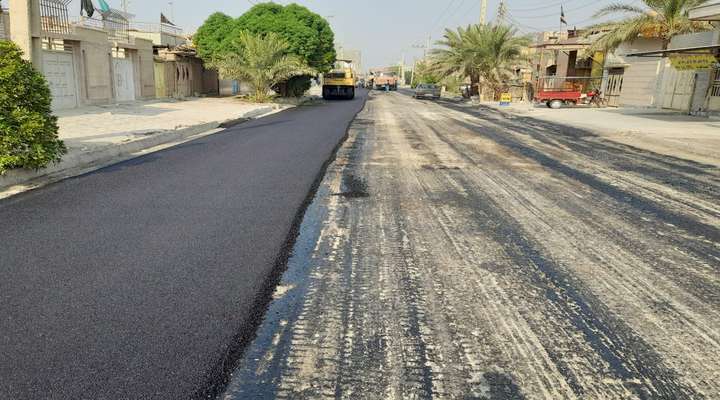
322, 67, 356, 100
372, 71, 399, 91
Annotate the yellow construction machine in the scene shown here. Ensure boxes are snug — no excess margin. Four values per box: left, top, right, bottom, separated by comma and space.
322, 59, 357, 100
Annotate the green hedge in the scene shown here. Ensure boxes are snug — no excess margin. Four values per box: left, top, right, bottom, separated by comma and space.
0, 41, 66, 174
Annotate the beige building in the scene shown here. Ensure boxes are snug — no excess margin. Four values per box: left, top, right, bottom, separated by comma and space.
126, 20, 219, 99
594, 3, 719, 113
4, 0, 156, 110
3, 0, 218, 110
614, 30, 720, 114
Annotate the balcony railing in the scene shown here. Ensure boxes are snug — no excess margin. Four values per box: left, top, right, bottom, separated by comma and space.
70, 15, 131, 44
40, 0, 72, 35
129, 21, 183, 36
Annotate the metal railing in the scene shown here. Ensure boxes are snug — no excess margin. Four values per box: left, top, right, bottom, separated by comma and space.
536, 76, 604, 93
39, 0, 72, 35
70, 15, 131, 43
711, 69, 720, 98
129, 21, 183, 36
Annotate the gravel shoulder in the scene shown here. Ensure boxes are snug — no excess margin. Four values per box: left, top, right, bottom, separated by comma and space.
222, 92, 720, 399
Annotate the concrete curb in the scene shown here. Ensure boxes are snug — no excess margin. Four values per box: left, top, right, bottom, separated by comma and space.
0, 105, 279, 198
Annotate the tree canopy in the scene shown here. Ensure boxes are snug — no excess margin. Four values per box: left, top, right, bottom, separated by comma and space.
586, 0, 712, 52
194, 3, 335, 72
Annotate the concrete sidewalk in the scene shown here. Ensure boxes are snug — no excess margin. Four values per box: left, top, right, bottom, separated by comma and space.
0, 97, 286, 197
482, 102, 720, 167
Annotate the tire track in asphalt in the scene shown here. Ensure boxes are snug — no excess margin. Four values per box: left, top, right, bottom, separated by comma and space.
221, 92, 720, 399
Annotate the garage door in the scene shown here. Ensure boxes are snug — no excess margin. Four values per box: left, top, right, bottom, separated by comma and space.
43, 51, 78, 110
113, 57, 136, 102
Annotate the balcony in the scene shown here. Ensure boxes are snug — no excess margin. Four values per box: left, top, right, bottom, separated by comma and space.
129, 21, 183, 37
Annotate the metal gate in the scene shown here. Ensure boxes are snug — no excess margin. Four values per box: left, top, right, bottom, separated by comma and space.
604, 69, 624, 107
112, 57, 136, 102
661, 67, 695, 112
43, 50, 78, 110
709, 68, 720, 112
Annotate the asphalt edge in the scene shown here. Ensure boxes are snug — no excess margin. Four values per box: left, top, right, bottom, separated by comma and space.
192, 93, 370, 400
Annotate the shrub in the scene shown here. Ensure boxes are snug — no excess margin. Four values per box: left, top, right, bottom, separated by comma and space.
0, 41, 66, 174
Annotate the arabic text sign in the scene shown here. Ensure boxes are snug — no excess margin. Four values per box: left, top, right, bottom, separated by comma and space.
669, 54, 718, 71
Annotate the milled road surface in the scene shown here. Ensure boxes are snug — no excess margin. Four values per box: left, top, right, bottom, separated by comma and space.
222, 91, 720, 399
0, 91, 367, 399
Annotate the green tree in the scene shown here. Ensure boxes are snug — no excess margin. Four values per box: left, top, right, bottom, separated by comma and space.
193, 12, 236, 63
235, 3, 335, 72
214, 31, 314, 102
412, 60, 441, 87
0, 41, 66, 173
587, 0, 712, 52
194, 3, 335, 72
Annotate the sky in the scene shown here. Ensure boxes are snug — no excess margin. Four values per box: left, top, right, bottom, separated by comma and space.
67, 0, 630, 69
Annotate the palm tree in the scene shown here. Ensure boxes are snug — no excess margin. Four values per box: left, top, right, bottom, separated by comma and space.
587, 0, 713, 52
472, 25, 531, 96
431, 25, 484, 95
214, 31, 315, 102
430, 24, 530, 97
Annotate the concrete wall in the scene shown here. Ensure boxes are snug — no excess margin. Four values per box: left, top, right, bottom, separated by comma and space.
133, 38, 155, 99
76, 27, 113, 105
609, 39, 665, 107
154, 53, 217, 99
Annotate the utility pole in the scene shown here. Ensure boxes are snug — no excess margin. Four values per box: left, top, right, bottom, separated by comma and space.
480, 0, 487, 25
425, 35, 430, 60
496, 0, 507, 26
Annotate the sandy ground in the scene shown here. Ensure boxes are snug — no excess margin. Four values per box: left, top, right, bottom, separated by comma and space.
221, 92, 720, 399
481, 102, 720, 168
55, 97, 278, 148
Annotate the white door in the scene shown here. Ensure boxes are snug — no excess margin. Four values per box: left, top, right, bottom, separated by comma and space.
661, 67, 695, 112
43, 51, 78, 110
113, 57, 136, 102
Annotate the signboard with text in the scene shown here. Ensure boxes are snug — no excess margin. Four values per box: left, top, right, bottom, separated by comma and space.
500, 93, 512, 106
669, 53, 718, 71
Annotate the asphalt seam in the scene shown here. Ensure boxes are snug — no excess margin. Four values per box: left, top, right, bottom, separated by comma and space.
192, 95, 369, 400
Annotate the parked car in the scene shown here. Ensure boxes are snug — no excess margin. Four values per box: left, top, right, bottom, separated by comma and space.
414, 83, 441, 99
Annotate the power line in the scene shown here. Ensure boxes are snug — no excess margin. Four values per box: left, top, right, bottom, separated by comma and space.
508, 0, 588, 13
509, 0, 603, 20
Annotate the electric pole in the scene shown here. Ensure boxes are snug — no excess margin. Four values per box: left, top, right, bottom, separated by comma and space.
480, 0, 487, 25
496, 0, 507, 26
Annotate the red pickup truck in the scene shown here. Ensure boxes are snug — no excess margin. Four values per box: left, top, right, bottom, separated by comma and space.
535, 89, 599, 109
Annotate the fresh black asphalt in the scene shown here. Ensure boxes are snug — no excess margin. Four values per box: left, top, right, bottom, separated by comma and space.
0, 90, 367, 399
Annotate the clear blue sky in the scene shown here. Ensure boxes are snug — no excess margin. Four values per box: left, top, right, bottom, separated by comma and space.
68, 0, 627, 69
